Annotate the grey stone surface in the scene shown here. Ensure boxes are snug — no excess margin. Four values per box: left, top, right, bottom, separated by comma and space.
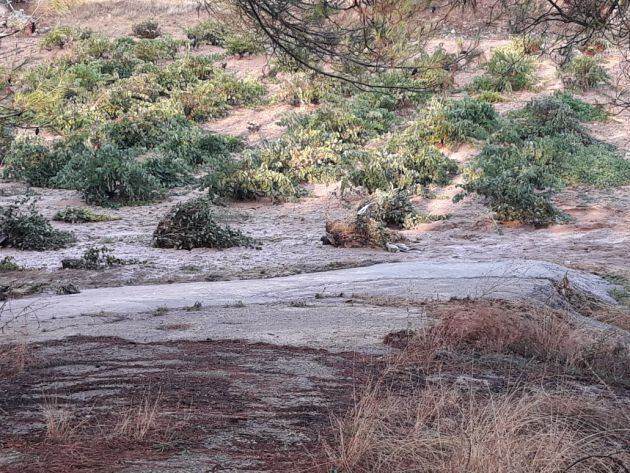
1, 260, 617, 350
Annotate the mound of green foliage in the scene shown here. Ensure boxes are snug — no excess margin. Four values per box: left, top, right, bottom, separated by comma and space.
185, 19, 264, 56
469, 45, 537, 93
207, 91, 470, 200
78, 145, 164, 206
4, 113, 243, 205
361, 190, 447, 229
398, 98, 499, 147
457, 94, 628, 225
456, 145, 567, 226
224, 32, 265, 56
275, 73, 339, 106
10, 32, 263, 145
186, 20, 228, 47
346, 147, 457, 194
53, 207, 119, 223
0, 257, 21, 271
561, 55, 610, 90
0, 199, 75, 251
206, 95, 399, 200
153, 197, 252, 250
61, 246, 135, 269
132, 20, 161, 39
552, 91, 607, 122
40, 26, 91, 50
2, 137, 65, 187
208, 156, 305, 202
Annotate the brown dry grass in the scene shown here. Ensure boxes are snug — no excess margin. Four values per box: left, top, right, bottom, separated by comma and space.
324, 300, 630, 472
40, 392, 178, 445
110, 393, 165, 442
325, 383, 630, 473
42, 403, 78, 442
393, 300, 630, 382
0, 340, 34, 374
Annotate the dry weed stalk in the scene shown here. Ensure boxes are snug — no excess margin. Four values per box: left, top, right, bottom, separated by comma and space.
325, 300, 630, 472
42, 401, 78, 442
0, 339, 33, 374
326, 382, 629, 473
111, 393, 164, 442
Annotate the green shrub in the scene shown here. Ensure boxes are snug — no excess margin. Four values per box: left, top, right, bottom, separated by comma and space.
346, 146, 457, 194
552, 91, 607, 122
98, 111, 189, 149
157, 128, 241, 166
133, 36, 181, 62
562, 146, 630, 188
241, 97, 396, 188
155, 54, 221, 90
153, 197, 252, 250
275, 73, 337, 106
53, 207, 119, 223
360, 190, 447, 230
173, 75, 264, 121
401, 98, 499, 147
409, 47, 457, 90
185, 20, 227, 47
79, 144, 164, 206
281, 104, 382, 144
469, 45, 536, 93
0, 257, 21, 271
473, 91, 506, 103
527, 135, 630, 188
348, 93, 397, 135
76, 34, 113, 59
561, 55, 610, 90
211, 163, 304, 202
505, 94, 589, 140
224, 32, 264, 56
0, 199, 75, 251
40, 26, 89, 49
98, 53, 142, 79
132, 20, 161, 39
142, 153, 194, 188
456, 145, 565, 226
61, 246, 135, 269
457, 95, 628, 224
2, 138, 62, 187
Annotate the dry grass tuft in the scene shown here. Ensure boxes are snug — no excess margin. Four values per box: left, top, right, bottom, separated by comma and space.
0, 340, 34, 374
42, 403, 78, 443
393, 301, 630, 382
40, 392, 176, 446
324, 300, 630, 472
111, 393, 164, 442
325, 383, 630, 473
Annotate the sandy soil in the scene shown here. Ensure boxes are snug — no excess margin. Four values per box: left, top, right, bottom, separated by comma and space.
1, 174, 628, 298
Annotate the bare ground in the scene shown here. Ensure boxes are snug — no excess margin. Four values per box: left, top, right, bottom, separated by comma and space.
1, 3, 629, 471
0, 337, 369, 472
